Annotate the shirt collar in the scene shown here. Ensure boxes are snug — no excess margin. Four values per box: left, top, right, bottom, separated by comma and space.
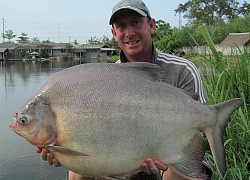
119, 44, 157, 63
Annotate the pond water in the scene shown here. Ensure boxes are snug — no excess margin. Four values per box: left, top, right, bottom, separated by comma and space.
0, 59, 103, 180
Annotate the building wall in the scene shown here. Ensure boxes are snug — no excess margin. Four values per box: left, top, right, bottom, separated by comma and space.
178, 44, 250, 56
178, 45, 215, 55
0, 50, 10, 60
217, 45, 246, 55
0, 52, 3, 60
85, 49, 109, 58
51, 49, 67, 56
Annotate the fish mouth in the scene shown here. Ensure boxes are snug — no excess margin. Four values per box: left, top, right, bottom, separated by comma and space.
9, 122, 57, 147
9, 124, 22, 135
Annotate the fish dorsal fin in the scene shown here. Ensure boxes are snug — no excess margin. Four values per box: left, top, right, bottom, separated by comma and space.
171, 86, 200, 101
120, 62, 200, 101
119, 62, 163, 82
160, 81, 200, 101
170, 133, 209, 179
186, 92, 199, 101
48, 145, 89, 156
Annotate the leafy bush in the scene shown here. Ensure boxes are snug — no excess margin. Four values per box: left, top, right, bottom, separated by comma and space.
110, 56, 120, 63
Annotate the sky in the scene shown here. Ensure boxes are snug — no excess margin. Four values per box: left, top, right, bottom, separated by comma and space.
0, 0, 246, 44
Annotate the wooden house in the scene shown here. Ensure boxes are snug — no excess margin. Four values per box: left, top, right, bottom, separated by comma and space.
0, 48, 10, 60
218, 33, 250, 55
0, 43, 115, 60
81, 44, 115, 58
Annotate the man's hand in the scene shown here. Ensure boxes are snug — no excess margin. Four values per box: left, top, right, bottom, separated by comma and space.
36, 148, 168, 177
141, 158, 168, 174
36, 147, 61, 167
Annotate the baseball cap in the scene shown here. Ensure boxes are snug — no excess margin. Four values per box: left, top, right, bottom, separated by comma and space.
109, 0, 151, 25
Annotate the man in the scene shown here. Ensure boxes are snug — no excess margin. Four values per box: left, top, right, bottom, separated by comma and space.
37, 0, 212, 179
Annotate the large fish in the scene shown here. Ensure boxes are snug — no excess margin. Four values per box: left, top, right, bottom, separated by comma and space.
9, 62, 243, 179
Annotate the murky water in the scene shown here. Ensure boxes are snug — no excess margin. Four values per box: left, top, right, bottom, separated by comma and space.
0, 59, 100, 180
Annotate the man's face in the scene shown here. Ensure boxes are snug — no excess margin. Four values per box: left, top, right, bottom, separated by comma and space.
111, 10, 156, 60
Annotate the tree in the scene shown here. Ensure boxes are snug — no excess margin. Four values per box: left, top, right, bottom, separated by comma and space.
152, 20, 182, 53
87, 35, 118, 47
227, 14, 250, 33
171, 26, 198, 47
239, 1, 250, 16
108, 37, 118, 48
31, 37, 41, 43
211, 20, 229, 44
101, 35, 111, 45
100, 35, 118, 47
152, 20, 172, 40
61, 43, 74, 61
38, 48, 49, 58
63, 43, 73, 55
17, 32, 29, 43
73, 39, 78, 45
150, 13, 250, 52
42, 39, 53, 43
88, 36, 101, 44
174, 0, 249, 26
1, 29, 16, 43
14, 45, 26, 58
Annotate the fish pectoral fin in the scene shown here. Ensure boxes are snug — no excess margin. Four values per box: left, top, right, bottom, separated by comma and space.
170, 133, 209, 179
49, 145, 89, 156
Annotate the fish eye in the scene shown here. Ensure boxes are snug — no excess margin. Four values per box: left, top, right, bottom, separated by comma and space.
19, 117, 28, 124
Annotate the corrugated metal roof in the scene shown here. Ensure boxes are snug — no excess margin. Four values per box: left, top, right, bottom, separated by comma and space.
0, 48, 8, 53
81, 44, 110, 49
0, 43, 113, 51
0, 43, 67, 49
100, 48, 115, 51
0, 44, 15, 49
219, 33, 250, 47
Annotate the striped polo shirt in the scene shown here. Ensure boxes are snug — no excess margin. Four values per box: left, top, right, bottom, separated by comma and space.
117, 46, 208, 103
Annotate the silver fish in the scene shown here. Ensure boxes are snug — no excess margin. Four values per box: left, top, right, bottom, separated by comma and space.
9, 62, 243, 179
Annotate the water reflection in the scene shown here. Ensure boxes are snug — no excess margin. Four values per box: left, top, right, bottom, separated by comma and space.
0, 59, 100, 180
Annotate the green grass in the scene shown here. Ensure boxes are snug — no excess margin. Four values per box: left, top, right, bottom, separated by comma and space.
197, 25, 250, 180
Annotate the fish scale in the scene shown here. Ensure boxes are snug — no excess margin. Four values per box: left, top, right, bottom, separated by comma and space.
10, 62, 243, 179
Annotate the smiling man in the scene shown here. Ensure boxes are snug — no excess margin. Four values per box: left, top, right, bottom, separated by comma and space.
37, 0, 212, 180
110, 8, 155, 62
110, 0, 211, 179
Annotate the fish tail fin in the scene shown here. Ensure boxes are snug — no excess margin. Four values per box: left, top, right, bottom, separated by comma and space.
206, 98, 243, 177
170, 133, 209, 179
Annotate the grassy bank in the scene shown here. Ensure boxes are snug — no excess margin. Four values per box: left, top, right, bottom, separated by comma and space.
197, 25, 249, 180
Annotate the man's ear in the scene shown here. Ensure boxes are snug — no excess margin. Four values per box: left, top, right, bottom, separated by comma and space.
149, 18, 156, 35
111, 27, 118, 42
111, 27, 116, 37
